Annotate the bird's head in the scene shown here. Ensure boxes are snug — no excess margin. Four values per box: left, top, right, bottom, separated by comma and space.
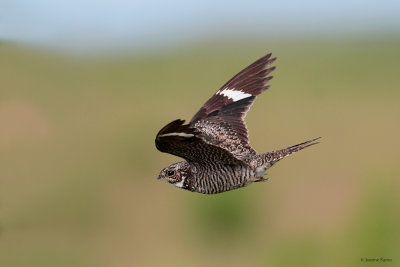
157, 161, 191, 189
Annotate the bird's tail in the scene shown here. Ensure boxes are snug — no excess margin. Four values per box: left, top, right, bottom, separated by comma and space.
253, 137, 321, 178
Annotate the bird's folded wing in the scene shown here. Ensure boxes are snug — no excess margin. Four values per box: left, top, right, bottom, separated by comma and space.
155, 119, 248, 166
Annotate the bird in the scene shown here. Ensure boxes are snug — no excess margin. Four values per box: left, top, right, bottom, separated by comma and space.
155, 53, 320, 194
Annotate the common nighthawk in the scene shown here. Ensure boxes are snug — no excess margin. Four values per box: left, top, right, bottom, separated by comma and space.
156, 53, 320, 194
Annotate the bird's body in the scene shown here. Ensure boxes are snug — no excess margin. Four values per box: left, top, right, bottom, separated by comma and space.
156, 53, 319, 194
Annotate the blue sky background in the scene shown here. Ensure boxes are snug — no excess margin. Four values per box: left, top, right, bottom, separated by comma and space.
1, 0, 399, 52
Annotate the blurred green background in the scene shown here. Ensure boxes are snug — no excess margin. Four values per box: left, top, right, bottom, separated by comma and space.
1, 1, 400, 265
1, 36, 399, 266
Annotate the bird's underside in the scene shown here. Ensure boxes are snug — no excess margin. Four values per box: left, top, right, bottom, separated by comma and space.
155, 53, 320, 194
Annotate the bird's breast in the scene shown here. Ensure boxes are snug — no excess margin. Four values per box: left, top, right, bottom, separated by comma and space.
190, 164, 254, 194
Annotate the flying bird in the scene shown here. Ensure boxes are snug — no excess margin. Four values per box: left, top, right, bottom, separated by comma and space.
155, 53, 320, 194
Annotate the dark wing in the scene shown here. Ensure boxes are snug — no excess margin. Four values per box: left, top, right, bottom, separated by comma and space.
192, 97, 258, 159
190, 53, 276, 157
155, 119, 247, 166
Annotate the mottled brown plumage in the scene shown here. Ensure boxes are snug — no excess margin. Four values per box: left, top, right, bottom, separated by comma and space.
156, 53, 320, 194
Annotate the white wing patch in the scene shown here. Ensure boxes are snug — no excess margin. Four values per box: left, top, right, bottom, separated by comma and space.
217, 89, 252, 102
158, 132, 194, 138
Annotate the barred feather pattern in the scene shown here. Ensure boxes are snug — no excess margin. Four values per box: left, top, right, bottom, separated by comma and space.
180, 137, 320, 194
187, 162, 254, 194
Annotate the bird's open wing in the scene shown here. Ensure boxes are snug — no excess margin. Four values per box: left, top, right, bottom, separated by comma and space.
190, 53, 276, 157
155, 119, 248, 166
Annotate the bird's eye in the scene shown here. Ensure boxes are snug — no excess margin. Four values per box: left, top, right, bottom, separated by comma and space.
167, 170, 175, 176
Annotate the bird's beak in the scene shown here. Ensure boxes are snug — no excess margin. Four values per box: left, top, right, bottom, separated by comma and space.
157, 175, 161, 180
